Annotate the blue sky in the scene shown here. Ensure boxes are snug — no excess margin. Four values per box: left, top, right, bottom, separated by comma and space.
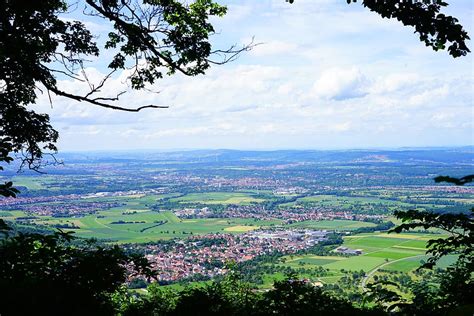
33, 0, 473, 151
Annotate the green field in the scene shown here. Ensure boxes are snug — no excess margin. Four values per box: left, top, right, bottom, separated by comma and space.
264, 232, 441, 287
289, 219, 376, 231
9, 176, 48, 190
0, 179, 451, 278
344, 236, 411, 250
224, 225, 260, 232
24, 208, 283, 243
281, 255, 344, 268
168, 192, 264, 205
281, 194, 415, 210
2, 188, 436, 250
9, 175, 72, 191
1, 190, 279, 243
338, 234, 433, 271
324, 256, 387, 272
3, 189, 389, 244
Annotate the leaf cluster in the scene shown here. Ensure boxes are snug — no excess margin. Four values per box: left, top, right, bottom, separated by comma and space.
124, 273, 384, 316
0, 227, 152, 316
0, 0, 247, 175
391, 208, 473, 269
288, 0, 470, 58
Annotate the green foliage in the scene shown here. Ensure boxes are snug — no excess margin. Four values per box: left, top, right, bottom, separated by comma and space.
260, 276, 361, 316
124, 271, 258, 316
0, 219, 11, 236
0, 180, 19, 198
0, 138, 19, 197
364, 280, 407, 313
369, 175, 474, 314
0, 227, 152, 316
124, 273, 384, 316
391, 208, 473, 269
435, 261, 474, 312
289, 0, 470, 58
90, 0, 230, 85
0, 0, 80, 171
355, 0, 470, 57
0, 0, 241, 177
391, 174, 473, 269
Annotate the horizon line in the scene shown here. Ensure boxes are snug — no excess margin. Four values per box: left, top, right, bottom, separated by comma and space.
58, 145, 474, 154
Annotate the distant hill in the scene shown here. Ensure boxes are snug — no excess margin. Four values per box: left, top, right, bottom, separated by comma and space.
1, 147, 472, 175
56, 147, 473, 164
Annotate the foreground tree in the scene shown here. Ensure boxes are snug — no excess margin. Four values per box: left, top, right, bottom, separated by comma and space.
389, 207, 474, 314
0, 0, 251, 178
257, 276, 381, 316
288, 0, 470, 58
122, 272, 385, 316
365, 175, 474, 315
0, 227, 152, 316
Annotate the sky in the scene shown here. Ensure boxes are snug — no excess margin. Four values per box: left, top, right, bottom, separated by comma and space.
33, 0, 474, 151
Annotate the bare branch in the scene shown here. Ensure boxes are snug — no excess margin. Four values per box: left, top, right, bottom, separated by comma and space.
83, 69, 117, 98
208, 38, 259, 65
48, 68, 85, 82
40, 76, 168, 112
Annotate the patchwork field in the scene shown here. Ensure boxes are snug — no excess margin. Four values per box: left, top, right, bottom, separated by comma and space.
168, 192, 264, 205
224, 225, 260, 232
282, 255, 344, 267
289, 219, 376, 231
4, 191, 278, 243
281, 194, 415, 210
32, 211, 283, 243
270, 232, 446, 286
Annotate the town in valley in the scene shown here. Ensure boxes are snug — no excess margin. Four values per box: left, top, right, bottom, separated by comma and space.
1, 148, 472, 290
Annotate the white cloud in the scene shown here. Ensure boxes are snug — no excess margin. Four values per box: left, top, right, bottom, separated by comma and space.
312, 67, 369, 100
408, 85, 450, 107
224, 4, 252, 21
250, 40, 298, 57
29, 1, 474, 150
369, 73, 420, 94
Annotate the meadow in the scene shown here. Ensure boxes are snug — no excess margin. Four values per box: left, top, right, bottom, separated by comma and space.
278, 193, 456, 214
270, 232, 443, 286
168, 192, 264, 205
281, 194, 414, 208
289, 219, 377, 231
3, 170, 462, 277
33, 210, 283, 243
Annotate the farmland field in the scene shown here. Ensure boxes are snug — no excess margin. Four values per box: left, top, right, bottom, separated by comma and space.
33, 211, 284, 243
324, 256, 387, 271
224, 225, 260, 232
282, 194, 415, 209
289, 219, 376, 231
282, 255, 344, 267
168, 192, 264, 205
269, 232, 440, 287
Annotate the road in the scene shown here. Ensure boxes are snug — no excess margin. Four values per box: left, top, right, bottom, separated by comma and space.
360, 255, 426, 290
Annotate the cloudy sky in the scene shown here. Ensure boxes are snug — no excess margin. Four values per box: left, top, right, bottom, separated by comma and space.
34, 0, 473, 151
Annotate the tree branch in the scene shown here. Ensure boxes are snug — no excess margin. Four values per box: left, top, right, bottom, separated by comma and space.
40, 77, 168, 112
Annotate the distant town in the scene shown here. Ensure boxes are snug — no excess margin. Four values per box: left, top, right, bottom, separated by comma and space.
1, 149, 472, 286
